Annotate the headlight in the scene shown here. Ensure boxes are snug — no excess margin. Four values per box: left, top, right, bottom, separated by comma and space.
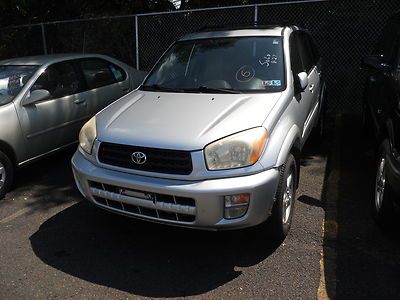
204, 127, 268, 171
79, 116, 97, 154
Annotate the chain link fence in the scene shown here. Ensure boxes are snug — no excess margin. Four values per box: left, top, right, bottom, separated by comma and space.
1, 0, 399, 114
0, 25, 44, 59
258, 0, 400, 113
138, 6, 255, 71
44, 17, 137, 66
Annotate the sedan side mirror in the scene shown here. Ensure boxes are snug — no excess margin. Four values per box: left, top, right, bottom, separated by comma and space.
361, 55, 390, 72
295, 72, 309, 93
23, 89, 51, 106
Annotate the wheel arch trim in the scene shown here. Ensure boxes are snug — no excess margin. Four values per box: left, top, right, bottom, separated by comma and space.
0, 140, 17, 166
275, 124, 301, 168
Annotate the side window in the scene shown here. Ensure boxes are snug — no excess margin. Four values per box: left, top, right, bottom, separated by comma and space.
109, 63, 127, 82
290, 31, 315, 75
290, 33, 303, 75
298, 33, 314, 73
31, 62, 82, 98
79, 59, 118, 90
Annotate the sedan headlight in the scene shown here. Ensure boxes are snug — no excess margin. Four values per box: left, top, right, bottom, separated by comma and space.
204, 127, 268, 171
79, 116, 97, 155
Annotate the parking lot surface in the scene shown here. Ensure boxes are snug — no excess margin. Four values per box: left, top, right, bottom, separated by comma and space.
0, 115, 399, 299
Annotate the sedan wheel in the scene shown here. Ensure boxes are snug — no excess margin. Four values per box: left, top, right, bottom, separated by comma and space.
0, 150, 13, 199
0, 161, 5, 190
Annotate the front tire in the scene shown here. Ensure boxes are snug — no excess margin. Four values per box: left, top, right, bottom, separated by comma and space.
372, 140, 396, 228
267, 153, 298, 241
0, 150, 13, 200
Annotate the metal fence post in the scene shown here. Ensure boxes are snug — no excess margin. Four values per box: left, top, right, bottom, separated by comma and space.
40, 23, 48, 55
135, 15, 139, 70
254, 4, 258, 23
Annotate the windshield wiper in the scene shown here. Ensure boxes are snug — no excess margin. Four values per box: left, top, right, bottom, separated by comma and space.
140, 84, 185, 93
183, 86, 241, 94
141, 84, 241, 94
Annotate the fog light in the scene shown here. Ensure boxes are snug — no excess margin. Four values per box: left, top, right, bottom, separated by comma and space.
224, 194, 250, 219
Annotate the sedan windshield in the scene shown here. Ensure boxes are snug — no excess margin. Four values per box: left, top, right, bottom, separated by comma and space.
142, 36, 285, 93
0, 65, 39, 105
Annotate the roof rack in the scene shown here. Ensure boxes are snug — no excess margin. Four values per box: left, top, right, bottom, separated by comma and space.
199, 21, 292, 32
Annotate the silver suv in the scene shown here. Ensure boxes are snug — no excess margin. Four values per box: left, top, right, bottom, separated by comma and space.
72, 25, 326, 239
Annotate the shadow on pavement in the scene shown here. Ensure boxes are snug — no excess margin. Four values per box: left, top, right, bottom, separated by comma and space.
27, 125, 327, 298
29, 202, 280, 297
297, 195, 324, 208
8, 147, 79, 212
323, 114, 400, 299
25, 114, 400, 298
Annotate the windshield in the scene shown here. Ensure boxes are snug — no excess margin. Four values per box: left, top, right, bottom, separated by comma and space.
0, 65, 39, 105
142, 36, 285, 93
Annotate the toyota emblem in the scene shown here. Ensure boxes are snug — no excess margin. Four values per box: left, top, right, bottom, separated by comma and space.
131, 151, 147, 165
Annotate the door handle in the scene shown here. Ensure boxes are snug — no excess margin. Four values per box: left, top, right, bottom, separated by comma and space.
309, 84, 315, 93
122, 87, 130, 92
74, 98, 86, 105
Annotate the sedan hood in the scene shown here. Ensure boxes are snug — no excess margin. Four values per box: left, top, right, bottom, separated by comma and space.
96, 91, 282, 151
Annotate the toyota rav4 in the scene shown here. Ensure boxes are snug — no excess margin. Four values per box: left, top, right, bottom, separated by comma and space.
72, 25, 326, 240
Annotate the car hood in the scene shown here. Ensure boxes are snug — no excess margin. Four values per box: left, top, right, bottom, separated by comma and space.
96, 90, 282, 151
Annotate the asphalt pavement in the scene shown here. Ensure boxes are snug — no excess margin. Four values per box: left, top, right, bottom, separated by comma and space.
0, 115, 399, 299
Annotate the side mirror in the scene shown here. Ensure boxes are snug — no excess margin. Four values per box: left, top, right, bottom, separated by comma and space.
295, 72, 309, 93
23, 89, 51, 106
361, 55, 390, 72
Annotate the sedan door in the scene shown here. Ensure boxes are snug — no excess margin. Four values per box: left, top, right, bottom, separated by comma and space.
16, 61, 89, 160
77, 58, 130, 116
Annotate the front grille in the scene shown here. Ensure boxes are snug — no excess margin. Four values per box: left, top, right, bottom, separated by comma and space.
98, 142, 193, 175
89, 181, 196, 223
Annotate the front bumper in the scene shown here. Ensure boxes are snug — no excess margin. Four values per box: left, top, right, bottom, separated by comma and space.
71, 151, 280, 230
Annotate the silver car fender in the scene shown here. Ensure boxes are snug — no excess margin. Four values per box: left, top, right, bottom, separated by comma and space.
275, 124, 301, 167
259, 101, 301, 170
0, 102, 26, 163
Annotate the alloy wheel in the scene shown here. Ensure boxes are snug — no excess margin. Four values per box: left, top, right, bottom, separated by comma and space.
0, 161, 5, 190
375, 157, 386, 212
282, 171, 294, 224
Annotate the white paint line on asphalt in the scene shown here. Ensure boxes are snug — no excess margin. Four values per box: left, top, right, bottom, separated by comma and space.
0, 207, 31, 224
318, 246, 328, 300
